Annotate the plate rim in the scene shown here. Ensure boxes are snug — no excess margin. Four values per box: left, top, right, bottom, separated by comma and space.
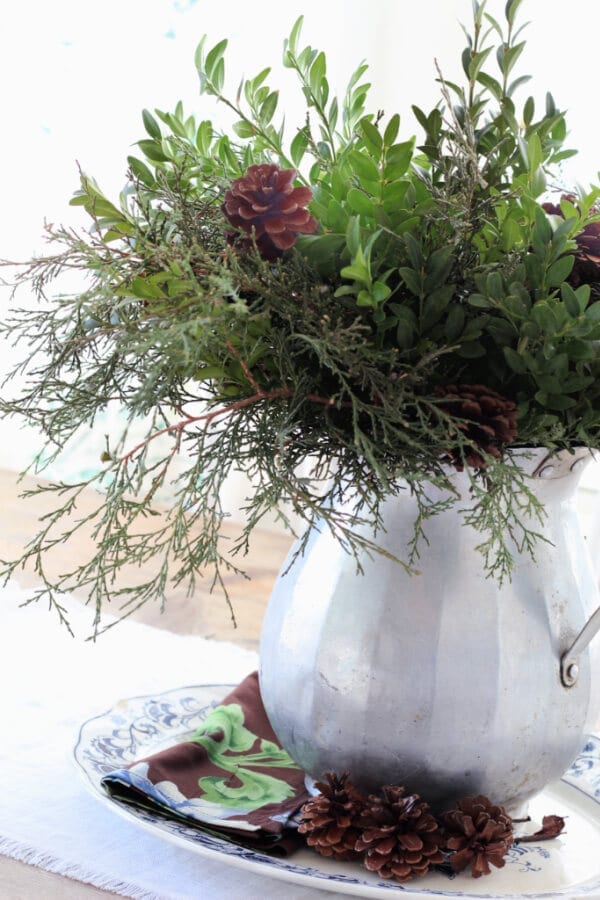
73, 683, 600, 900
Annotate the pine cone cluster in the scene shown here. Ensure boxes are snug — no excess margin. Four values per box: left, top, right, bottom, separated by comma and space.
299, 779, 444, 882
355, 786, 445, 881
299, 772, 565, 884
434, 383, 519, 470
297, 771, 365, 860
222, 163, 317, 260
441, 795, 514, 878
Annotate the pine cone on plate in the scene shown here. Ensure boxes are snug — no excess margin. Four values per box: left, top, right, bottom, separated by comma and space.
222, 163, 317, 260
297, 771, 366, 861
441, 794, 514, 878
433, 383, 519, 470
354, 785, 444, 882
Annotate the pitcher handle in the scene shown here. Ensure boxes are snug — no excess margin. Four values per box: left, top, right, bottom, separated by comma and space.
561, 606, 600, 686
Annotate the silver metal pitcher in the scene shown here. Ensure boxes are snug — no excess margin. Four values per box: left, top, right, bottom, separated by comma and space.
259, 448, 600, 812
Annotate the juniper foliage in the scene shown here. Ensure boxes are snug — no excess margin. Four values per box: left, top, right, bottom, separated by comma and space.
1, 0, 599, 632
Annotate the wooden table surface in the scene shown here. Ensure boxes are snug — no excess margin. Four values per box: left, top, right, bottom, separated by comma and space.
0, 465, 293, 898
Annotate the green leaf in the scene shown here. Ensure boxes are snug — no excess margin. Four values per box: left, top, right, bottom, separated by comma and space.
359, 118, 383, 154
506, 74, 532, 97
486, 271, 504, 301
328, 96, 339, 131
396, 321, 414, 349
296, 233, 345, 275
461, 46, 472, 79
424, 247, 454, 292
382, 180, 409, 210
309, 51, 327, 96
522, 96, 534, 126
356, 290, 375, 307
333, 285, 358, 298
341, 263, 370, 283
196, 120, 213, 153
205, 39, 228, 79
561, 373, 595, 392
371, 281, 392, 303
547, 255, 574, 286
503, 346, 527, 373
501, 217, 523, 252
393, 215, 420, 235
260, 91, 279, 124
422, 284, 454, 329
575, 284, 591, 313
347, 188, 376, 218
411, 105, 429, 132
212, 58, 225, 92
285, 16, 304, 59
506, 0, 526, 26
398, 267, 422, 297
585, 302, 600, 322
445, 305, 465, 341
195, 366, 227, 381
531, 300, 559, 333
346, 217, 361, 256
530, 167, 547, 198
498, 40, 526, 79
476, 71, 503, 101
403, 234, 423, 271
383, 114, 400, 146
129, 277, 166, 301
457, 341, 486, 358
562, 339, 595, 361
232, 120, 255, 139
467, 293, 491, 309
534, 391, 576, 411
384, 140, 415, 179
468, 46, 493, 81
142, 109, 162, 140
127, 156, 156, 187
194, 35, 207, 85
526, 133, 542, 172
533, 206, 553, 245
136, 139, 169, 163
349, 151, 380, 183
290, 128, 309, 166
326, 199, 348, 232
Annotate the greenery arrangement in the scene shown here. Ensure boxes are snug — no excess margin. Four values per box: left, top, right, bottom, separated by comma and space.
2, 0, 600, 631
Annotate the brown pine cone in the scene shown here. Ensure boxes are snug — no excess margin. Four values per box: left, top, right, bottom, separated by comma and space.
442, 795, 514, 878
354, 786, 444, 882
433, 383, 519, 470
222, 163, 317, 260
297, 771, 366, 861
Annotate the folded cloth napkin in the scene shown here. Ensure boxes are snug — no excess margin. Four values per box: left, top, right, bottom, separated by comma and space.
101, 671, 310, 854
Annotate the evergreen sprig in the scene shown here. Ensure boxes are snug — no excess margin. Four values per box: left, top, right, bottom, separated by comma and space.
1, 0, 599, 631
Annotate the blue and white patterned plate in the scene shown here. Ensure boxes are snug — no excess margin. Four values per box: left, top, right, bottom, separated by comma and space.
74, 684, 600, 898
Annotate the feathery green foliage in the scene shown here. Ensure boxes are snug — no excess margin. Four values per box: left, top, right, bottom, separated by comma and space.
1, 0, 599, 632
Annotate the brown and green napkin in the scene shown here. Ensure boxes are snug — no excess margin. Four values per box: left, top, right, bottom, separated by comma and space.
101, 672, 310, 854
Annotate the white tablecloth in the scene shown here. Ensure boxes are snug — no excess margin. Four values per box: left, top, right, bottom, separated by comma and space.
0, 582, 335, 899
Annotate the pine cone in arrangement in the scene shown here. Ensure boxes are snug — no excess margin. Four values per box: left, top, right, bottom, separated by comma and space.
441, 795, 514, 878
297, 771, 367, 861
355, 786, 444, 882
222, 163, 318, 260
433, 383, 519, 470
